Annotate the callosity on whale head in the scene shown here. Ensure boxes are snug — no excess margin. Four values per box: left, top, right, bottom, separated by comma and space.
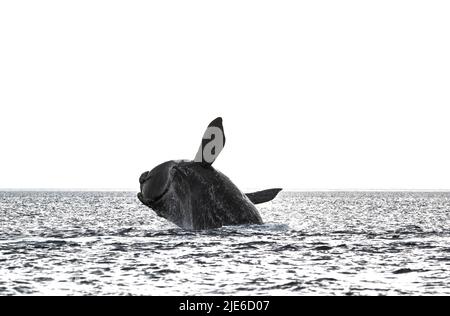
138, 117, 282, 230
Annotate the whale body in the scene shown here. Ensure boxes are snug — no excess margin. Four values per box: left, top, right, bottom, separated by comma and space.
138, 117, 281, 230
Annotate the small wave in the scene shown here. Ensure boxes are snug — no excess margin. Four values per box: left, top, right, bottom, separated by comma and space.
110, 243, 128, 252
274, 244, 301, 252
156, 269, 180, 274
311, 256, 333, 261
254, 223, 290, 232
306, 278, 338, 284
431, 256, 450, 262
235, 241, 277, 250
33, 277, 54, 282
117, 227, 134, 236
393, 268, 428, 274
266, 281, 304, 291
313, 245, 333, 251
144, 229, 196, 238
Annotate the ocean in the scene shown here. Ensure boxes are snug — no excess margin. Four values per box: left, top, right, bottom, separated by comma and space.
0, 191, 449, 296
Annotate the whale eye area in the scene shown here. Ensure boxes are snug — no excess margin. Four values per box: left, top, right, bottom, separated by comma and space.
140, 161, 174, 203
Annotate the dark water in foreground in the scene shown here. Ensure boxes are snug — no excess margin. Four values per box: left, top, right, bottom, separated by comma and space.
0, 191, 449, 296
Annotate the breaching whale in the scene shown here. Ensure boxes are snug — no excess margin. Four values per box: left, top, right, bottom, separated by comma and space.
137, 117, 282, 230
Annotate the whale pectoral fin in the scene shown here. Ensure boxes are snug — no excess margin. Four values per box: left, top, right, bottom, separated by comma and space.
246, 188, 282, 204
194, 117, 225, 166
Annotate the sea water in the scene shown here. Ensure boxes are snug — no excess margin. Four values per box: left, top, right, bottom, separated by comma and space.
0, 191, 449, 295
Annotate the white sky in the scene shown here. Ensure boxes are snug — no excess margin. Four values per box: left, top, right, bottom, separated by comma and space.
1, 1, 449, 191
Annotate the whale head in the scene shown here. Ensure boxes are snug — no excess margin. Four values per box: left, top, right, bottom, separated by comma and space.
138, 160, 194, 228
138, 161, 174, 207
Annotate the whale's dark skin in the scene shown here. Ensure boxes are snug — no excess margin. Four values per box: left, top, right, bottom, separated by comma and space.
137, 118, 281, 230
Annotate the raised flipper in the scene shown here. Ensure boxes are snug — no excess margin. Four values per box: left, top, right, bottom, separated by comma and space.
194, 117, 226, 166
246, 188, 282, 204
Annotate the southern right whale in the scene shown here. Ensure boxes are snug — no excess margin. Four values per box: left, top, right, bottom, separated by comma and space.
137, 117, 282, 230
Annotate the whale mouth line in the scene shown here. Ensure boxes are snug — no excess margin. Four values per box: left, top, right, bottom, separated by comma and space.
150, 185, 170, 204
139, 184, 171, 206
